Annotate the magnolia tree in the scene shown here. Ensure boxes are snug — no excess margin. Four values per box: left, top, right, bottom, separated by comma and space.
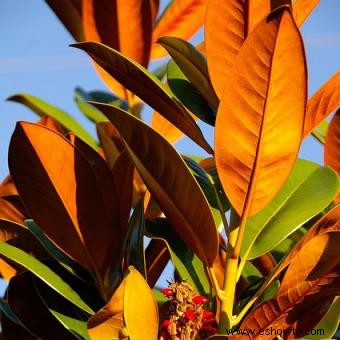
0, 0, 339, 339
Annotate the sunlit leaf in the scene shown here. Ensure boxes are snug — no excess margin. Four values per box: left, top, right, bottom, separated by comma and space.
45, 0, 84, 41
9, 122, 120, 279
146, 218, 211, 297
241, 160, 339, 259
151, 0, 208, 59
303, 71, 340, 137
88, 266, 158, 340
215, 9, 307, 217
205, 0, 291, 98
241, 232, 340, 337
82, 0, 153, 98
8, 94, 98, 150
0, 242, 94, 314
324, 108, 340, 173
167, 60, 216, 125
72, 41, 212, 153
292, 0, 320, 26
158, 36, 218, 109
92, 103, 218, 266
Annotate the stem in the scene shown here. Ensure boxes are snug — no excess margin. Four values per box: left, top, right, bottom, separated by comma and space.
207, 266, 225, 301
311, 130, 325, 144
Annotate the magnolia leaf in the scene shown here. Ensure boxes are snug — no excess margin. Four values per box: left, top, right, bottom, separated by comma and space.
8, 94, 98, 150
292, 0, 320, 26
8, 272, 77, 339
145, 239, 170, 288
92, 103, 218, 266
304, 297, 340, 340
82, 0, 152, 98
72, 42, 212, 154
0, 242, 93, 314
88, 266, 158, 340
151, 0, 208, 59
9, 122, 120, 279
167, 59, 216, 126
74, 87, 127, 123
241, 160, 339, 259
324, 108, 340, 173
125, 200, 146, 278
96, 122, 124, 168
215, 9, 307, 217
45, 0, 84, 41
146, 218, 211, 297
158, 36, 218, 109
33, 275, 90, 339
150, 0, 160, 21
205, 0, 292, 98
241, 232, 340, 337
303, 71, 340, 137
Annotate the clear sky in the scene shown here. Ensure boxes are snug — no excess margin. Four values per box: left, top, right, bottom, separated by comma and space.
0, 1, 339, 291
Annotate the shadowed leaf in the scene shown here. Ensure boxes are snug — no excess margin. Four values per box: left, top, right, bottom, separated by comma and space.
92, 103, 218, 266
72, 41, 212, 153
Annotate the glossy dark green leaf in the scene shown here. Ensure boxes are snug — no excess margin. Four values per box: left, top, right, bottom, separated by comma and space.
33, 275, 90, 339
74, 87, 128, 123
0, 242, 94, 315
125, 200, 146, 278
168, 60, 216, 126
158, 36, 219, 110
241, 160, 340, 260
145, 218, 210, 297
8, 94, 98, 150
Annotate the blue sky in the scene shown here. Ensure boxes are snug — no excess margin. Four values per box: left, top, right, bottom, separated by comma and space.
0, 0, 340, 180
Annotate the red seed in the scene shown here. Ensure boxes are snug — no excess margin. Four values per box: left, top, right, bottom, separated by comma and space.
162, 319, 170, 328
200, 325, 218, 334
184, 310, 196, 321
160, 288, 174, 297
202, 310, 215, 319
192, 295, 208, 304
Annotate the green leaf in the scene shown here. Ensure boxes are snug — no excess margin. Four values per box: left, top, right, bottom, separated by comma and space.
304, 297, 340, 339
145, 218, 210, 297
25, 219, 91, 282
152, 63, 168, 81
74, 87, 127, 123
241, 160, 340, 260
8, 93, 98, 150
313, 119, 329, 144
126, 200, 146, 278
168, 60, 216, 126
0, 242, 94, 315
0, 300, 29, 331
152, 289, 169, 307
183, 156, 229, 211
33, 276, 90, 340
71, 41, 212, 154
158, 36, 219, 110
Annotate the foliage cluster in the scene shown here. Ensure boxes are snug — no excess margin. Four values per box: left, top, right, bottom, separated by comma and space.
0, 0, 339, 339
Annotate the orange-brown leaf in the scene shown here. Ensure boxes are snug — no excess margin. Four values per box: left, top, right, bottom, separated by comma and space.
303, 71, 340, 137
82, 0, 153, 98
292, 0, 320, 26
151, 0, 208, 59
9, 122, 120, 277
241, 232, 340, 338
205, 0, 291, 98
324, 109, 340, 173
215, 9, 307, 217
93, 103, 218, 266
